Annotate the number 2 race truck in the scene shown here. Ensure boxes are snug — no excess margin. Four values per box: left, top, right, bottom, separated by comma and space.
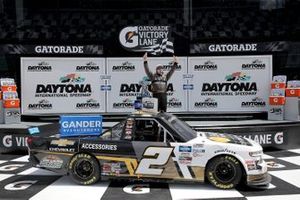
28, 111, 271, 189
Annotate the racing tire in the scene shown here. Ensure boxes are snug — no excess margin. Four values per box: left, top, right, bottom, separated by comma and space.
206, 155, 242, 189
69, 153, 100, 185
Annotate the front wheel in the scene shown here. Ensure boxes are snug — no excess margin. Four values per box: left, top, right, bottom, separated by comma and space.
68, 153, 100, 185
206, 155, 242, 189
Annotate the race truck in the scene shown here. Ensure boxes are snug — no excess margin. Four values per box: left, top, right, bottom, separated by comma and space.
28, 111, 271, 189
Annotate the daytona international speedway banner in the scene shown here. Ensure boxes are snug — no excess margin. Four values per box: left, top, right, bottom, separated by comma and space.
106, 57, 187, 112
21, 57, 106, 114
188, 55, 272, 112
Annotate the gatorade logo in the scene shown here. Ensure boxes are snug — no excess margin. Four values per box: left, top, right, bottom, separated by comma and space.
3, 135, 12, 147
4, 180, 38, 191
274, 132, 284, 144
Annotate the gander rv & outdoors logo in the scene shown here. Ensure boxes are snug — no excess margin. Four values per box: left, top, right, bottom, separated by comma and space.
194, 60, 217, 71
27, 61, 52, 72
241, 97, 266, 107
76, 62, 100, 71
119, 26, 174, 55
35, 73, 92, 98
242, 59, 266, 70
201, 72, 257, 96
28, 99, 52, 110
76, 99, 100, 109
194, 98, 218, 108
112, 61, 135, 72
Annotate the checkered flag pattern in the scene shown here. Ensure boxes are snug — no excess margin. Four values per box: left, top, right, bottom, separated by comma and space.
1, 149, 300, 200
148, 38, 174, 55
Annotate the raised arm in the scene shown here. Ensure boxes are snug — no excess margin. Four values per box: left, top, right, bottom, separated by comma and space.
166, 55, 178, 81
143, 52, 154, 80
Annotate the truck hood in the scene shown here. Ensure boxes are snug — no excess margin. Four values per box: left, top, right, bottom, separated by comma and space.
191, 131, 253, 146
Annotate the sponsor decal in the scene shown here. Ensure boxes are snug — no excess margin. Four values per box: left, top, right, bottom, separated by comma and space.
206, 132, 251, 146
183, 74, 194, 79
4, 180, 38, 191
102, 162, 121, 176
242, 59, 266, 70
241, 97, 266, 108
5, 110, 20, 117
39, 155, 63, 169
112, 61, 135, 72
76, 99, 100, 109
123, 184, 150, 194
119, 26, 173, 55
28, 127, 40, 135
49, 147, 75, 152
192, 144, 205, 157
113, 98, 134, 109
167, 98, 182, 108
194, 60, 218, 71
35, 73, 92, 98
243, 131, 285, 145
35, 45, 84, 54
208, 137, 231, 143
201, 72, 257, 96
183, 84, 194, 90
50, 139, 75, 147
101, 85, 112, 91
100, 75, 111, 80
60, 115, 102, 137
143, 100, 154, 109
2, 135, 28, 147
214, 148, 236, 155
76, 61, 100, 71
194, 98, 218, 108
28, 99, 52, 110
124, 119, 134, 140
179, 145, 192, 152
208, 43, 257, 52
81, 143, 117, 151
27, 61, 52, 72
178, 153, 192, 164
269, 107, 283, 115
245, 160, 258, 170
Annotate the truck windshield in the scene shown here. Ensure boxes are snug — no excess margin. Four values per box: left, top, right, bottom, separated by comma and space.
158, 113, 197, 141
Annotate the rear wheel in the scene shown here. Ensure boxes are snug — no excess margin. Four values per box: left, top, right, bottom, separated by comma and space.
206, 155, 242, 189
69, 153, 100, 185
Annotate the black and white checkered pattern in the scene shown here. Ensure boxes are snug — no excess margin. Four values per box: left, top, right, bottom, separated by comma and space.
1, 149, 300, 200
148, 38, 174, 55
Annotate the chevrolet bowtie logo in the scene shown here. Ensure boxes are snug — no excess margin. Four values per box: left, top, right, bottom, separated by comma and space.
51, 139, 75, 147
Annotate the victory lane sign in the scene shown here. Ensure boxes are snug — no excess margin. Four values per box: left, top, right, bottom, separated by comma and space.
119, 26, 174, 55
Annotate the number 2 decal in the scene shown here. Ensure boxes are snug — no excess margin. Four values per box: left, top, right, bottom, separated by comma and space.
135, 146, 174, 175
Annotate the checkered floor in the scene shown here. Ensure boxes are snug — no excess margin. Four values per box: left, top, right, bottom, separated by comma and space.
0, 149, 300, 200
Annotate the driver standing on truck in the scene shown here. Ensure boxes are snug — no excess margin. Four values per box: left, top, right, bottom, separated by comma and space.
143, 52, 178, 112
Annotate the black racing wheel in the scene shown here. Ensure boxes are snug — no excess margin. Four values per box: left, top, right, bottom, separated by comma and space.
206, 155, 242, 189
69, 153, 100, 185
